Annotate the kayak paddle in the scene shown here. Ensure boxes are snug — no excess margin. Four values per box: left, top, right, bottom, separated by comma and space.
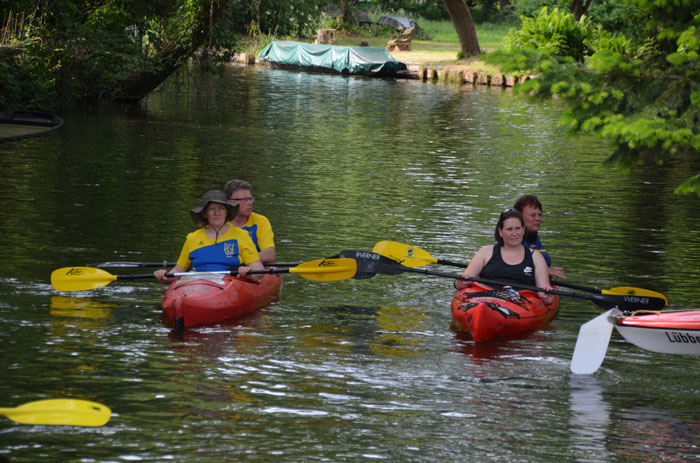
91, 261, 302, 268
51, 258, 357, 292
372, 240, 668, 308
90, 261, 177, 268
570, 309, 619, 374
373, 240, 468, 268
90, 254, 378, 278
551, 282, 667, 307
355, 252, 667, 311
331, 250, 384, 279
248, 258, 357, 282
0, 399, 111, 426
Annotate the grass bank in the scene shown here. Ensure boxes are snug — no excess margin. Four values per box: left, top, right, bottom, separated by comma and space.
332, 21, 513, 72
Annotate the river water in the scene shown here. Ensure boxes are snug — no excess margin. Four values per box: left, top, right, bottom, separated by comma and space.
1, 64, 700, 462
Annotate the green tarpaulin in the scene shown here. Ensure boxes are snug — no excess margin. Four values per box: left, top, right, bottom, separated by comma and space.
257, 41, 407, 76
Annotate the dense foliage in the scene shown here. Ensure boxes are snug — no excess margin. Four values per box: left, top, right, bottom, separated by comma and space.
504, 7, 595, 61
1, 1, 219, 109
510, 0, 641, 34
488, 1, 700, 195
0, 0, 490, 109
0, 0, 328, 109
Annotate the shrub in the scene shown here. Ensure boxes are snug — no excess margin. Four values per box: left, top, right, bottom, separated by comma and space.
504, 7, 596, 61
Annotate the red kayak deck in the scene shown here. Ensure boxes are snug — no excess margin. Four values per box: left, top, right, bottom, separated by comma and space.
614, 310, 700, 355
617, 310, 700, 329
162, 273, 282, 331
451, 282, 559, 343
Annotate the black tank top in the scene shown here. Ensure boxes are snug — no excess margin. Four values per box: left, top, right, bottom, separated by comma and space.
480, 244, 536, 287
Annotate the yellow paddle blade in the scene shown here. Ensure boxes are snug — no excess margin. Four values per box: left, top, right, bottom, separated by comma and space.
603, 287, 669, 309
372, 241, 438, 267
289, 258, 357, 281
51, 267, 117, 292
0, 399, 111, 426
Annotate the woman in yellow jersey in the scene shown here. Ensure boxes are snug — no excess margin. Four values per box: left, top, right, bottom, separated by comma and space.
154, 190, 265, 283
224, 179, 276, 263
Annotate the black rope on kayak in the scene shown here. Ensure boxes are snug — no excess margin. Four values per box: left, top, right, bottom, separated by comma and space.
457, 287, 528, 305
455, 301, 521, 319
488, 302, 521, 318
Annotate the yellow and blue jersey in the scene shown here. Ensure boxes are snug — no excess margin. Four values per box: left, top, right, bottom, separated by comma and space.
240, 212, 275, 253
176, 225, 260, 272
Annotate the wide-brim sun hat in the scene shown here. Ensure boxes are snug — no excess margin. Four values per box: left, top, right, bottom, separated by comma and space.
190, 190, 239, 225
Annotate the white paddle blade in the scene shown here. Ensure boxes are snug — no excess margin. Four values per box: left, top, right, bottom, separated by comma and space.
570, 310, 616, 375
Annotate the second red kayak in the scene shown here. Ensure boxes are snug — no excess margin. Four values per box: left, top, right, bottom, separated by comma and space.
451, 282, 559, 343
614, 310, 700, 355
162, 273, 282, 331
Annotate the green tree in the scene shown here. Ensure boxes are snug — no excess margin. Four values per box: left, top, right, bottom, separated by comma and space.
570, 0, 593, 20
120, 1, 228, 101
1, 0, 225, 107
1, 0, 325, 108
487, 1, 700, 195
442, 0, 481, 56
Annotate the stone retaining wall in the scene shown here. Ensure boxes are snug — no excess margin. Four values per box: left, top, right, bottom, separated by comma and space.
407, 63, 532, 87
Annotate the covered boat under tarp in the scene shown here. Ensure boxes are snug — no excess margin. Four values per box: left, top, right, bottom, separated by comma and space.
257, 41, 407, 77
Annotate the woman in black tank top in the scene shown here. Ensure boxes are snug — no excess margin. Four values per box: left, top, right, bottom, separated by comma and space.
480, 243, 536, 287
454, 209, 554, 305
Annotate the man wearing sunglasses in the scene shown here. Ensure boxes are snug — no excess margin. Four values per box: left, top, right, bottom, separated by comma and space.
225, 179, 276, 263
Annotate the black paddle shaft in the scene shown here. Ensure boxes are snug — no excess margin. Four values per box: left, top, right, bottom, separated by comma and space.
357, 253, 667, 311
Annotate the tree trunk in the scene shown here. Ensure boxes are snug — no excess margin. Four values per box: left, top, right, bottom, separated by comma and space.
570, 0, 594, 21
118, 1, 225, 102
442, 0, 480, 57
338, 0, 356, 25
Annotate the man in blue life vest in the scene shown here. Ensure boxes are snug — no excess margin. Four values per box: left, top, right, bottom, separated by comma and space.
513, 194, 566, 280
225, 179, 276, 263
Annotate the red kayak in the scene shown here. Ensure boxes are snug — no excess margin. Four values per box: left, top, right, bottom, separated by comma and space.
451, 282, 559, 342
162, 273, 282, 331
614, 310, 700, 355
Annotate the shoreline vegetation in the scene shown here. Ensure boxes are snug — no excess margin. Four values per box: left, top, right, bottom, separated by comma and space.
1, 13, 519, 109
4, 3, 696, 196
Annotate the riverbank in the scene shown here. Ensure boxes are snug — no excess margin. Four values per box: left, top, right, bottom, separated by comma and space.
224, 23, 528, 88
229, 47, 530, 88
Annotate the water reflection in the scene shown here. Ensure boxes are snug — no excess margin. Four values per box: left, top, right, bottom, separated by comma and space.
451, 330, 558, 365
368, 306, 430, 356
568, 375, 700, 462
49, 296, 115, 319
569, 375, 611, 462
452, 335, 523, 363
612, 406, 700, 461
